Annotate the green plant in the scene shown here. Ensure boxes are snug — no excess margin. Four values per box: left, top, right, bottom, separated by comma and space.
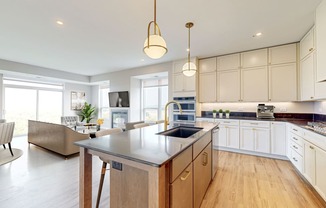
212, 109, 217, 113
218, 109, 223, 113
225, 109, 230, 114
79, 102, 96, 123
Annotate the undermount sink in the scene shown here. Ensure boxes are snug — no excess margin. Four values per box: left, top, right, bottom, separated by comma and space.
157, 126, 203, 138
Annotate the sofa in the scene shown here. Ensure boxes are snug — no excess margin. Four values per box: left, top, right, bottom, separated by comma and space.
28, 120, 90, 157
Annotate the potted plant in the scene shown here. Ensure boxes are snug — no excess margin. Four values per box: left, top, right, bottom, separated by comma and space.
212, 110, 217, 118
225, 109, 230, 118
79, 102, 96, 123
218, 109, 223, 118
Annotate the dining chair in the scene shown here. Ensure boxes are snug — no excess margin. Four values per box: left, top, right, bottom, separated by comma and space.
0, 122, 15, 156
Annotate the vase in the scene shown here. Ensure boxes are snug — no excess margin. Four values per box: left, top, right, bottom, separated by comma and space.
226, 113, 230, 119
219, 113, 223, 118
213, 113, 216, 118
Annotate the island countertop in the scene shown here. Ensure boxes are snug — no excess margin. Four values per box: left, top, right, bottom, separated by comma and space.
75, 121, 218, 167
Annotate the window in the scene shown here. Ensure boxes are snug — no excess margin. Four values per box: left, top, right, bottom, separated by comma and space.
142, 78, 168, 122
99, 84, 110, 128
3, 79, 63, 136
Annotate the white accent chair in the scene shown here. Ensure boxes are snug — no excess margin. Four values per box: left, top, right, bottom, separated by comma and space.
0, 122, 15, 156
95, 127, 123, 208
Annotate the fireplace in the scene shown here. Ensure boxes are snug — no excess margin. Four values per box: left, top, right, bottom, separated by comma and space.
111, 109, 128, 129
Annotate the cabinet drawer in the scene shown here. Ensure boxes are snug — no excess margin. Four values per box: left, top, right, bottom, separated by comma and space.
217, 119, 239, 126
290, 148, 303, 173
240, 120, 270, 128
290, 139, 303, 156
193, 132, 211, 159
170, 146, 192, 183
289, 124, 303, 137
288, 131, 303, 147
170, 162, 193, 208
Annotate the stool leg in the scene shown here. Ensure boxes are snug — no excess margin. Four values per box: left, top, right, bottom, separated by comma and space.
3, 144, 6, 149
8, 143, 14, 156
96, 162, 107, 208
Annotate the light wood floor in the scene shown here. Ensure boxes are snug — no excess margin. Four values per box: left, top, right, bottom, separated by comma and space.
201, 150, 326, 208
1, 137, 325, 208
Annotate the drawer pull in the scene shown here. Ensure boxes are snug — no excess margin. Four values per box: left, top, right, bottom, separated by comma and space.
250, 123, 259, 125
292, 145, 298, 149
293, 129, 298, 132
292, 157, 298, 162
310, 146, 314, 150
292, 137, 298, 141
223, 121, 231, 123
180, 171, 191, 181
202, 152, 208, 166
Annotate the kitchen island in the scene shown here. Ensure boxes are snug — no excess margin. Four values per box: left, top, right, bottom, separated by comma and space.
75, 121, 218, 208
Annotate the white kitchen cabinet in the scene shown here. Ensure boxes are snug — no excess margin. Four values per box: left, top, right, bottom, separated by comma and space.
316, 0, 326, 82
173, 73, 184, 92
241, 66, 268, 102
199, 72, 216, 102
300, 27, 315, 60
303, 141, 316, 185
217, 53, 240, 71
315, 146, 326, 200
269, 44, 297, 65
217, 70, 241, 102
217, 125, 240, 149
199, 57, 217, 73
300, 52, 315, 101
173, 60, 196, 94
241, 49, 268, 68
269, 63, 297, 101
240, 127, 255, 151
271, 122, 286, 156
240, 128, 270, 153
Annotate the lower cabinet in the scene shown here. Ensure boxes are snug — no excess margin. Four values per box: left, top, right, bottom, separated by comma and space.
271, 122, 287, 156
315, 147, 326, 200
194, 143, 212, 208
170, 163, 193, 208
240, 127, 270, 153
303, 141, 316, 185
217, 125, 240, 149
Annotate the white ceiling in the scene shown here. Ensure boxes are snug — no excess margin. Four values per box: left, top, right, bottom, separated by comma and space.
0, 0, 322, 77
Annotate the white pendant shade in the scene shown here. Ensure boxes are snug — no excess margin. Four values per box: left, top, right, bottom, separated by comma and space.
143, 34, 167, 59
182, 62, 197, 76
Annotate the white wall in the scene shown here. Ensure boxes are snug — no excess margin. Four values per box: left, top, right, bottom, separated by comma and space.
0, 74, 3, 119
314, 101, 326, 115
200, 102, 315, 114
63, 83, 92, 116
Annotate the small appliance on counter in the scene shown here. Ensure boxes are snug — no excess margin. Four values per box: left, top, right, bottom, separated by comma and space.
256, 104, 275, 119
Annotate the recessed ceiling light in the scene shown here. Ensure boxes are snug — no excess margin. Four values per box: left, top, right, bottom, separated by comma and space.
56, 20, 64, 25
253, 32, 262, 37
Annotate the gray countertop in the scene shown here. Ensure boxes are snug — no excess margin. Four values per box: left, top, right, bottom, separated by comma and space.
75, 121, 218, 167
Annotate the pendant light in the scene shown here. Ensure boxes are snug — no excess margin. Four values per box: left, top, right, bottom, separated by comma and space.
182, 22, 196, 77
143, 0, 167, 59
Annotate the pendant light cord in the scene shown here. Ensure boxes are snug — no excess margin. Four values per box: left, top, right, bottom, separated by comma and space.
154, 0, 157, 34
188, 26, 191, 64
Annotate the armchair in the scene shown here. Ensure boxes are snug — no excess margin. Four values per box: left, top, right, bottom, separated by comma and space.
0, 122, 15, 156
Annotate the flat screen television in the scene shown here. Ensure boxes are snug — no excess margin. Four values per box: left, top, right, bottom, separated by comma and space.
108, 91, 130, 107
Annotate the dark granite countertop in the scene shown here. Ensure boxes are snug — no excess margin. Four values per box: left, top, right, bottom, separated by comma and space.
75, 121, 218, 167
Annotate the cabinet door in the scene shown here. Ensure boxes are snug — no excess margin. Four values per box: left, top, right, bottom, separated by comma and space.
170, 163, 193, 208
217, 53, 240, 71
184, 74, 196, 91
218, 70, 241, 102
241, 66, 268, 102
316, 1, 326, 82
300, 52, 315, 101
194, 143, 212, 208
227, 125, 240, 149
300, 27, 315, 59
303, 142, 316, 185
271, 122, 286, 156
269, 44, 297, 65
173, 60, 185, 74
173, 73, 184, 92
217, 126, 227, 147
240, 127, 255, 151
241, 49, 267, 68
255, 128, 270, 153
315, 146, 326, 200
269, 63, 297, 101
199, 57, 217, 73
199, 72, 217, 102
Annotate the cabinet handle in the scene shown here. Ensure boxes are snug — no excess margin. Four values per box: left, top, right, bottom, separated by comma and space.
293, 129, 298, 132
311, 97, 314, 99
180, 170, 191, 181
223, 121, 231, 123
293, 137, 298, 140
292, 145, 298, 149
309, 48, 313, 52
250, 123, 259, 125
202, 152, 208, 166
293, 157, 298, 162
310, 146, 314, 150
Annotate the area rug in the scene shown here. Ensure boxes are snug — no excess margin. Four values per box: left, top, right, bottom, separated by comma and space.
0, 148, 23, 166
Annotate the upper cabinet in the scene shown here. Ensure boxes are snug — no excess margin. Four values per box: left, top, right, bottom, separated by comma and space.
241, 49, 267, 68
173, 59, 196, 96
217, 53, 240, 71
199, 57, 217, 73
316, 0, 326, 82
269, 44, 297, 65
199, 58, 217, 102
300, 27, 315, 60
241, 66, 268, 102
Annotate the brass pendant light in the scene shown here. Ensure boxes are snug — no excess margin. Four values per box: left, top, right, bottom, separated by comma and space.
182, 22, 196, 77
143, 0, 167, 59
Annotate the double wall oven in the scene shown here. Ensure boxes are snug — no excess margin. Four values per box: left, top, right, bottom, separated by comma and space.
173, 97, 196, 126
